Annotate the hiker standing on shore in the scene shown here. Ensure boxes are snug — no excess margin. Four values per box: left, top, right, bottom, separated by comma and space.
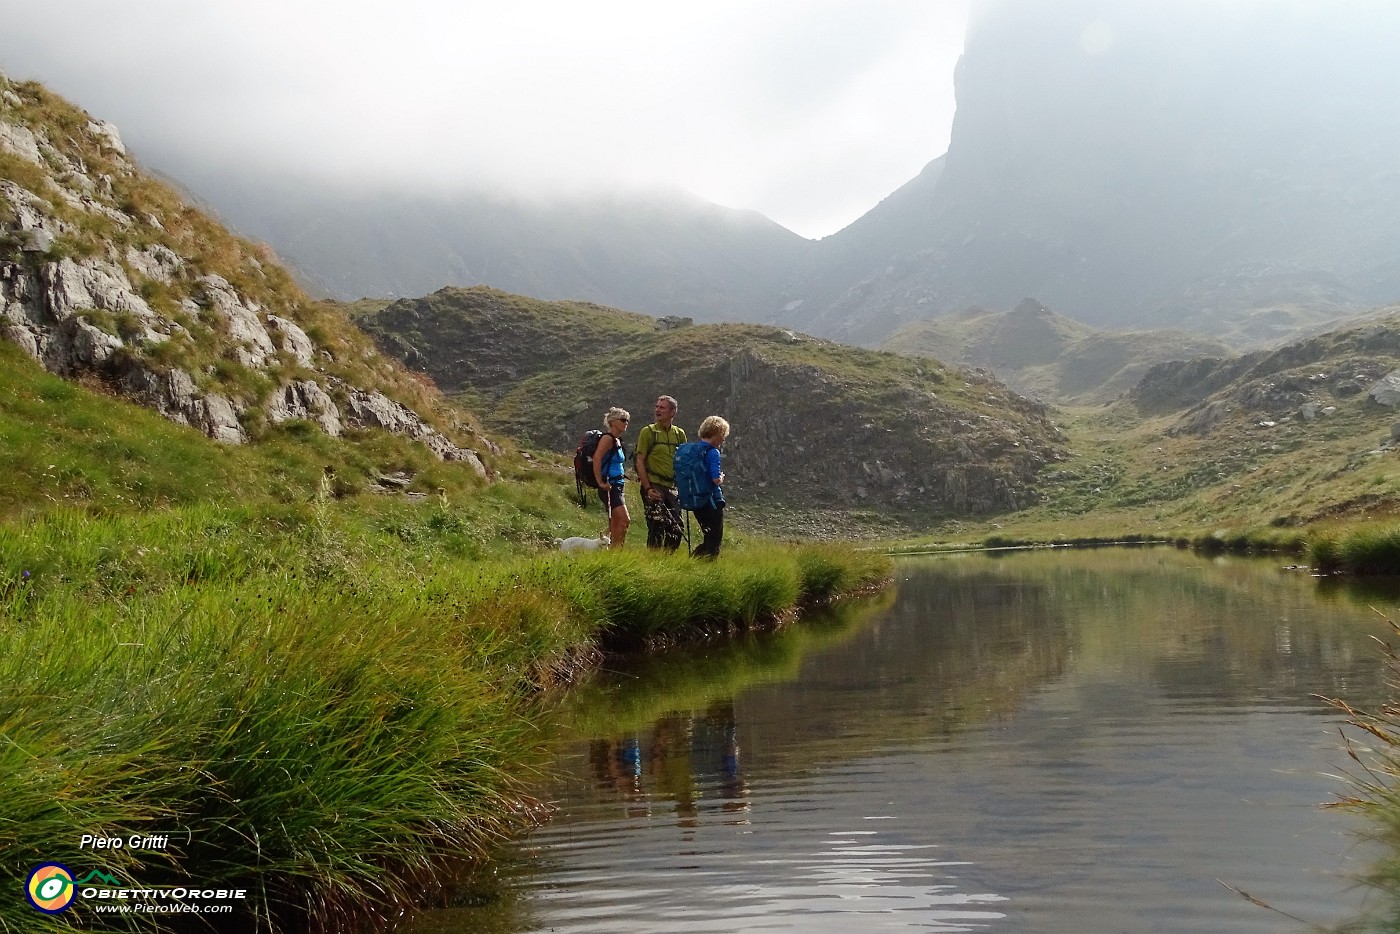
635, 395, 686, 552
688, 415, 728, 559
593, 406, 631, 549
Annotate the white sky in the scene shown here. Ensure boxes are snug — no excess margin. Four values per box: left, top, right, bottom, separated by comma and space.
0, 0, 970, 239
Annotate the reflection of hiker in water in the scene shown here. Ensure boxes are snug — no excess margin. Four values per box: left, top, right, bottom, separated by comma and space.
588, 735, 650, 818
650, 713, 699, 829
696, 700, 750, 817
586, 704, 749, 828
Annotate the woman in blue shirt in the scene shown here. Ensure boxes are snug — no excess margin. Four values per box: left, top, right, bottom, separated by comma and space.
593, 406, 631, 548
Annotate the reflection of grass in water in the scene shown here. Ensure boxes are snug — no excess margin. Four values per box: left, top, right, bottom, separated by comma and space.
560, 595, 894, 738
1314, 574, 1400, 609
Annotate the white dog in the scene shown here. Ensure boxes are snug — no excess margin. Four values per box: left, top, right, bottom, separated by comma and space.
555, 533, 611, 552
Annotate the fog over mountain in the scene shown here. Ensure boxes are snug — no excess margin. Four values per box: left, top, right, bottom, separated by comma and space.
782, 0, 1400, 346
137, 0, 1400, 346
175, 165, 809, 320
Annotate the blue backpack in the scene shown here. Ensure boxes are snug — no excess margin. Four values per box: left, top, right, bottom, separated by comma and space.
674, 441, 720, 511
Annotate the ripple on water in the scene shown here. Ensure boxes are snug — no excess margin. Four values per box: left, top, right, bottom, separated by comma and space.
517, 768, 1009, 933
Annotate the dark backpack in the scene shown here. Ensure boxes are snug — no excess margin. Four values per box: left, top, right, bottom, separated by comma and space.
573, 430, 625, 506
573, 430, 606, 488
674, 441, 719, 511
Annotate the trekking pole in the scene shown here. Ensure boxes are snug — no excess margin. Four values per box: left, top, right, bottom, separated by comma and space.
684, 510, 693, 556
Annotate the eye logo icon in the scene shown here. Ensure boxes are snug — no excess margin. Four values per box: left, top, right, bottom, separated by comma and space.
25, 863, 76, 913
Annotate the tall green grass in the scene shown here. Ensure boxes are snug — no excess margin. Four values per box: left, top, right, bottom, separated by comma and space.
1309, 525, 1400, 575
0, 500, 889, 932
1324, 616, 1400, 928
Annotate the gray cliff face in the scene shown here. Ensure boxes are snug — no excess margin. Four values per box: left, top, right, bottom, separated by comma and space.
780, 0, 1400, 347
0, 72, 485, 476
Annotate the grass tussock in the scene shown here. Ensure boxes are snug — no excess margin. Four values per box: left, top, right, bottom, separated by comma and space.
1305, 525, 1400, 576
1324, 615, 1400, 919
0, 497, 889, 932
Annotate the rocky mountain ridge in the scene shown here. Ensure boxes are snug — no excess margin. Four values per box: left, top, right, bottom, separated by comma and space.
0, 73, 491, 476
1128, 306, 1400, 445
885, 298, 1233, 405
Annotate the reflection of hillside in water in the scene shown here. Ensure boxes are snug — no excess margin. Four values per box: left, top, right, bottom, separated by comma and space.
558, 568, 1075, 818
739, 566, 1074, 771
562, 548, 1394, 816
949, 548, 1395, 710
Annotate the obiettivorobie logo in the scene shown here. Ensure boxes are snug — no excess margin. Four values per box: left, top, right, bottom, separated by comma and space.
23, 863, 246, 916
25, 863, 76, 914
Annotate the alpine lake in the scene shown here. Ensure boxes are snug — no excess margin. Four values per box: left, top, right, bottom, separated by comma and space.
404, 547, 1400, 933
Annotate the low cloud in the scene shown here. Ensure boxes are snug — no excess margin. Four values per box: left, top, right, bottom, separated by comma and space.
0, 0, 969, 238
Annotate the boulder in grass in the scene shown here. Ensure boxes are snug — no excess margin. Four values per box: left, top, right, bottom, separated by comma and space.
1369, 370, 1400, 407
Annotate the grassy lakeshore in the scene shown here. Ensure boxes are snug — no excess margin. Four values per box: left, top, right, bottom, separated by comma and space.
888, 521, 1400, 577
1, 492, 888, 934
882, 397, 1400, 576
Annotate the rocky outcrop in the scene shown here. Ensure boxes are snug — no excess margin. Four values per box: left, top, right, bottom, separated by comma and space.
121, 366, 246, 444
266, 379, 342, 437
344, 389, 486, 476
0, 73, 489, 471
266, 314, 314, 366
199, 274, 277, 369
1128, 312, 1400, 439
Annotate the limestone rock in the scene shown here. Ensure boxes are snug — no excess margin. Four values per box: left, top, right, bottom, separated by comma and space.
86, 120, 126, 155
40, 257, 154, 322
67, 317, 124, 369
20, 229, 53, 253
199, 275, 275, 368
344, 389, 417, 435
125, 245, 183, 283
0, 120, 42, 164
266, 314, 315, 366
120, 365, 246, 444
267, 379, 342, 436
1, 180, 57, 234
198, 394, 246, 444
1368, 370, 1400, 407
345, 389, 487, 475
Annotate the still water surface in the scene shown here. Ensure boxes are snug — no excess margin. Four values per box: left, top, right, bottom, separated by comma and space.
414, 548, 1400, 933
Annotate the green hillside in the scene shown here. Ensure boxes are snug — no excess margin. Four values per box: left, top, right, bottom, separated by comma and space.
358, 286, 1068, 531
892, 309, 1400, 548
